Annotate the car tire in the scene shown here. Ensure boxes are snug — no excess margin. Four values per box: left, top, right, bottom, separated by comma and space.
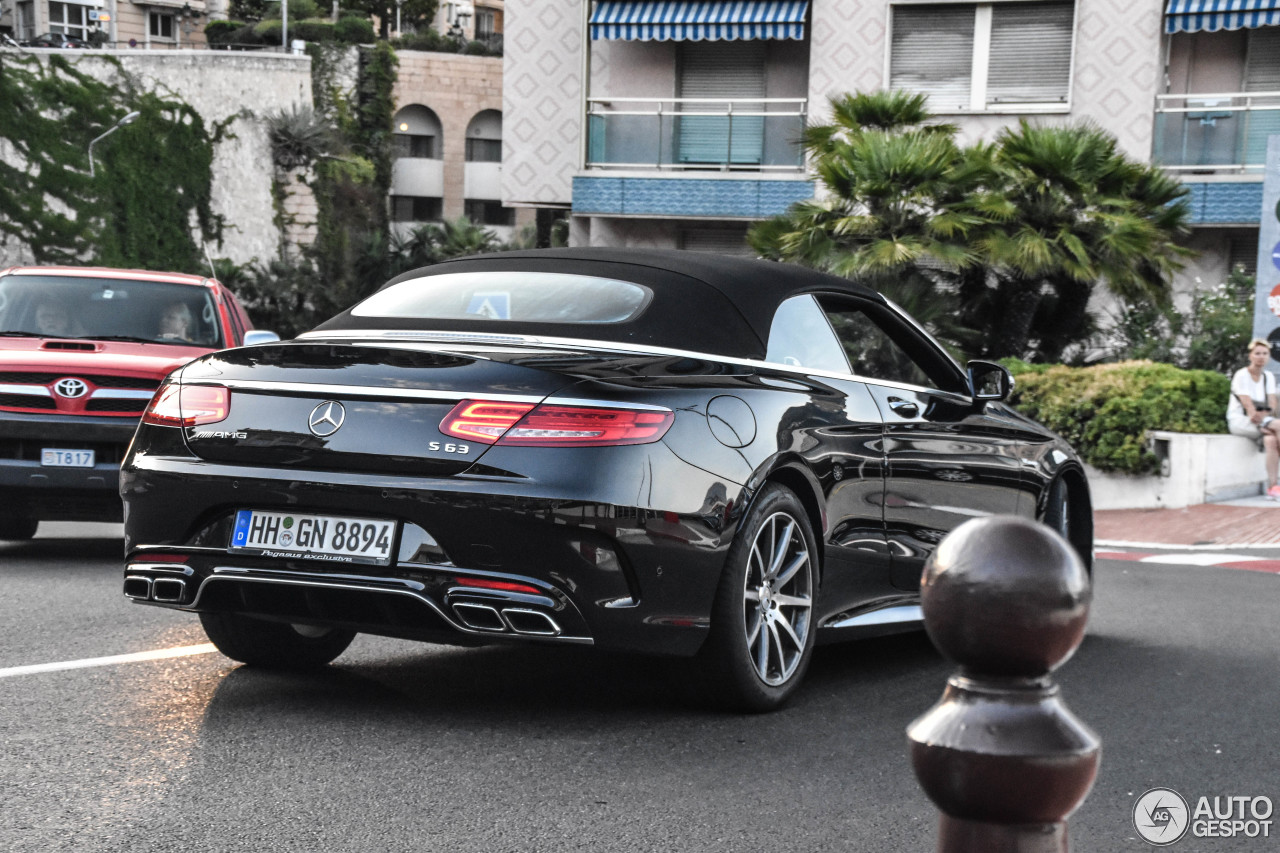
0, 516, 39, 541
694, 483, 818, 712
1044, 477, 1071, 543
199, 611, 355, 668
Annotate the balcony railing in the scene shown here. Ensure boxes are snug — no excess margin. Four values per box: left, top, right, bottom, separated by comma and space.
585, 97, 807, 172
1153, 91, 1280, 172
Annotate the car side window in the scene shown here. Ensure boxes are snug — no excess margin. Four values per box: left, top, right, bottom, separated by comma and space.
765, 295, 851, 374
816, 297, 962, 392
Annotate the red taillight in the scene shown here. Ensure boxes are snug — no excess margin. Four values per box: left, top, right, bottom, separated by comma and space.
441, 400, 673, 447
453, 577, 543, 595
142, 384, 230, 427
440, 401, 536, 442
504, 405, 674, 446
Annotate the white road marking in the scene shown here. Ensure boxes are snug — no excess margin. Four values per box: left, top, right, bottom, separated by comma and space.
1138, 553, 1264, 566
0, 643, 219, 679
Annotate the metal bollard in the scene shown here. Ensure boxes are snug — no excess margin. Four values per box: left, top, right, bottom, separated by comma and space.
907, 515, 1100, 853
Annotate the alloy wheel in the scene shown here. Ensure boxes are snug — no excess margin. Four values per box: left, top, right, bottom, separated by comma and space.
742, 510, 813, 686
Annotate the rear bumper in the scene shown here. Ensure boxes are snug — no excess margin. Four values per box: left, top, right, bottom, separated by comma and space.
121, 443, 742, 656
0, 410, 139, 520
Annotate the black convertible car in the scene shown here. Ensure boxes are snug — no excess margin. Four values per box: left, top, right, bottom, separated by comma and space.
121, 249, 1091, 710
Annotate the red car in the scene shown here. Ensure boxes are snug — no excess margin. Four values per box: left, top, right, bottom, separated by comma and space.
0, 266, 274, 538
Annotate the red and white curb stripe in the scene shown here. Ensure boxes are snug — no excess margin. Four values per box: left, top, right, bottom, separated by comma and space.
1096, 551, 1280, 574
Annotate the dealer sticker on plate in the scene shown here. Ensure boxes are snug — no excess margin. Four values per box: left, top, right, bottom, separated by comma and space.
230, 510, 395, 565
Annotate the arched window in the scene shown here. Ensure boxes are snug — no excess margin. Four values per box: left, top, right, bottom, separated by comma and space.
393, 105, 444, 160
464, 109, 502, 163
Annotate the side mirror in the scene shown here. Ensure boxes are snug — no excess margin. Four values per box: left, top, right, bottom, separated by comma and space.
242, 330, 281, 346
967, 360, 1014, 401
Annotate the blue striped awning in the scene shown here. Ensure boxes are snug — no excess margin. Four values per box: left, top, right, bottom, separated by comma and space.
590, 1, 809, 41
1166, 0, 1280, 33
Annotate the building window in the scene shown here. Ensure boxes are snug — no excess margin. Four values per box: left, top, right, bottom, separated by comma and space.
391, 196, 443, 223
475, 7, 495, 38
464, 137, 502, 162
16, 1, 36, 39
47, 1, 89, 40
678, 41, 766, 165
890, 1, 1074, 113
464, 200, 515, 226
149, 12, 175, 39
394, 134, 437, 159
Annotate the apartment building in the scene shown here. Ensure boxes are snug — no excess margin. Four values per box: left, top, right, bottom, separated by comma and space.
503, 0, 1278, 293
4, 0, 220, 49
391, 48, 534, 241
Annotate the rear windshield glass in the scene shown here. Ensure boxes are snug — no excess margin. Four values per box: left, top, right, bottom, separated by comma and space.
350, 272, 652, 324
0, 275, 222, 348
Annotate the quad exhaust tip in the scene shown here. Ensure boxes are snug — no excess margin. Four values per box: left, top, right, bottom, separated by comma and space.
125, 575, 187, 603
152, 578, 187, 603
450, 602, 562, 636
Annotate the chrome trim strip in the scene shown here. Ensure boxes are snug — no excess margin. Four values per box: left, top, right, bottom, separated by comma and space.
824, 605, 923, 630
294, 330, 962, 399
91, 389, 155, 400
180, 378, 673, 413
186, 569, 594, 644
0, 384, 52, 396
206, 379, 545, 405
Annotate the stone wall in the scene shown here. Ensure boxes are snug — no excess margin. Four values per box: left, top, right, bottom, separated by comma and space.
0, 50, 313, 268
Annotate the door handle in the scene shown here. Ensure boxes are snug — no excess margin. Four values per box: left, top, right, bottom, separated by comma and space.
887, 397, 919, 418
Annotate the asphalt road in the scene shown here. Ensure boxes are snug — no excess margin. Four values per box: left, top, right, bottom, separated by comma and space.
1, 524, 1277, 853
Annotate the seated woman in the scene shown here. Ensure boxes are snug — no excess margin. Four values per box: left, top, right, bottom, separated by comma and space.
1227, 339, 1280, 500
157, 301, 196, 343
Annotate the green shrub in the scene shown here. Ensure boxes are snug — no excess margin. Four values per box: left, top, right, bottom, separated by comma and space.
1007, 360, 1230, 475
252, 18, 283, 41
204, 20, 246, 43
335, 14, 375, 43
392, 27, 461, 52
291, 18, 335, 42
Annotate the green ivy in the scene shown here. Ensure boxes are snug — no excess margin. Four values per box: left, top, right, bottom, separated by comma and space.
0, 53, 221, 271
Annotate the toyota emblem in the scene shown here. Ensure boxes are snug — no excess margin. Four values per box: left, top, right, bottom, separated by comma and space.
53, 378, 88, 399
308, 401, 346, 437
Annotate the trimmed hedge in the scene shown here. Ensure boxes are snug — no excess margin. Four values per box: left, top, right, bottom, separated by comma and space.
334, 15, 375, 43
1005, 360, 1230, 475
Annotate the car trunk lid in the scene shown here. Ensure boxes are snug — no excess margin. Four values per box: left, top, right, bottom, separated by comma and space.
175, 342, 579, 476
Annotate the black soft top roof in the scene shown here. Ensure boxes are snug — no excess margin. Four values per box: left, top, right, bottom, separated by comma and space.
312, 248, 885, 360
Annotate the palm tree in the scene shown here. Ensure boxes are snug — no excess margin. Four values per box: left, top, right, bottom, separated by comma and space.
973, 121, 1193, 360
749, 91, 986, 352
751, 92, 1194, 362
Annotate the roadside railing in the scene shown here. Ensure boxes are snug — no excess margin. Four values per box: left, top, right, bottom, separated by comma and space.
585, 96, 807, 172
1153, 91, 1280, 173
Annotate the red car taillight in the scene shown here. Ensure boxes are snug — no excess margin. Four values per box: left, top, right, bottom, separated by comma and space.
440, 400, 674, 447
142, 384, 230, 427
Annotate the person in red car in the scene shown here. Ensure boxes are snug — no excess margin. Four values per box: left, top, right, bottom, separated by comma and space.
157, 301, 195, 343
33, 298, 80, 337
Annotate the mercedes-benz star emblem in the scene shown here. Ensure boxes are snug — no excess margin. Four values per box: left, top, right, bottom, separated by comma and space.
308, 401, 346, 437
53, 378, 88, 399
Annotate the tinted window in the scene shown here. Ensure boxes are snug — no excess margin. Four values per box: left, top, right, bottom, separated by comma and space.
817, 297, 961, 391
351, 272, 652, 324
765, 295, 850, 373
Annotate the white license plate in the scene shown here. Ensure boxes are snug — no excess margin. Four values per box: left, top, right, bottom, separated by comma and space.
230, 510, 396, 566
41, 449, 95, 468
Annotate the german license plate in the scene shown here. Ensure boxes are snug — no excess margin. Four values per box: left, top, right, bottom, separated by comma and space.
229, 510, 396, 565
41, 449, 95, 468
